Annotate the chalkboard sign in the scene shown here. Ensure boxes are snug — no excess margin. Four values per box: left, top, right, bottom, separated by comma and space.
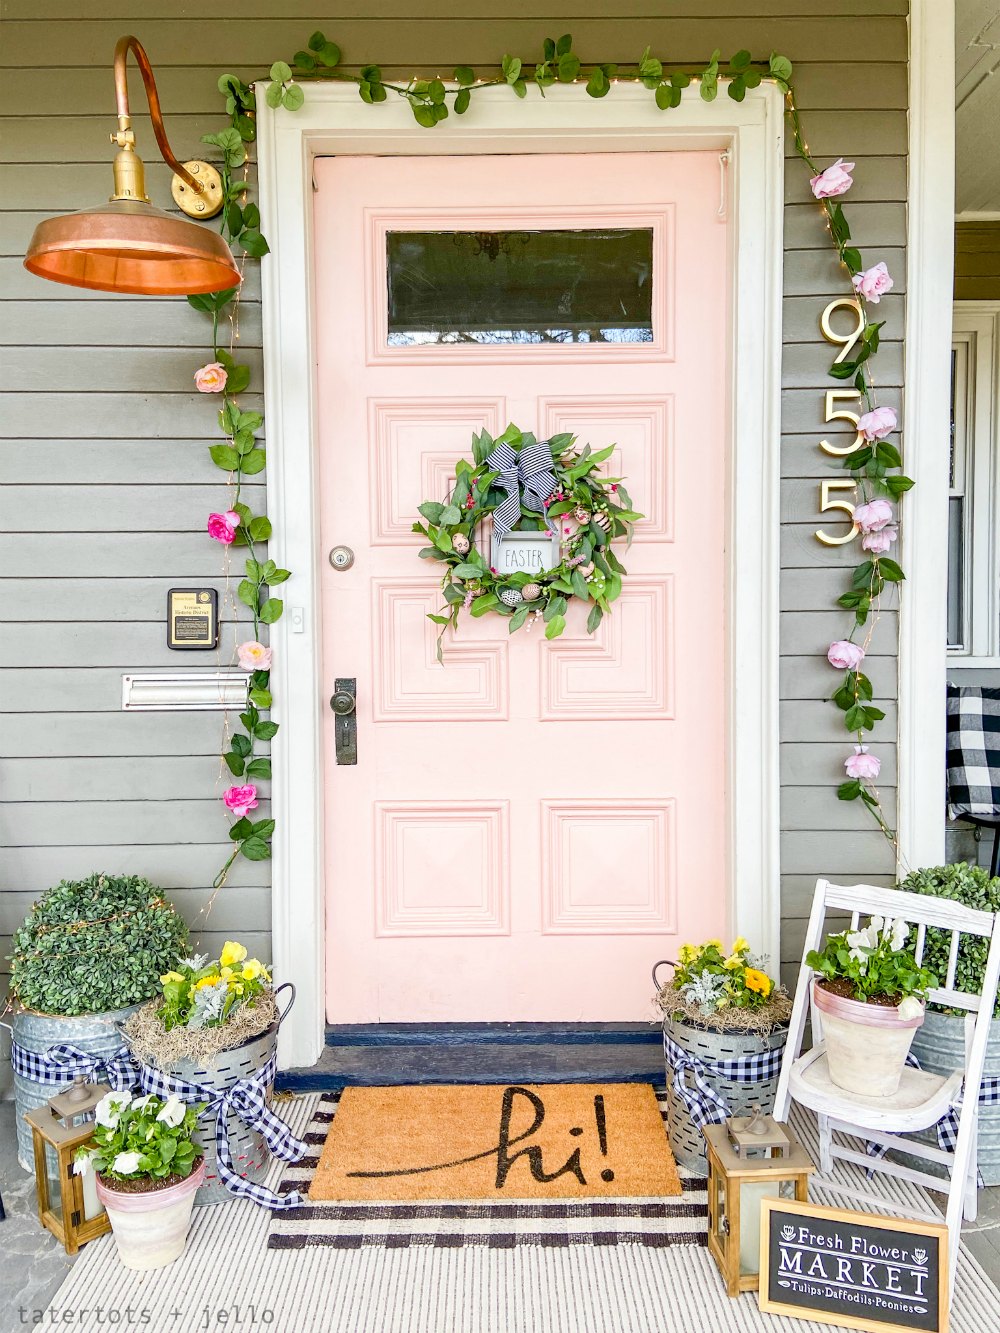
759, 1199, 949, 1333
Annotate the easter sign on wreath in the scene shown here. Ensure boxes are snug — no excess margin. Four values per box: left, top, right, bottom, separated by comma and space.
412, 423, 642, 660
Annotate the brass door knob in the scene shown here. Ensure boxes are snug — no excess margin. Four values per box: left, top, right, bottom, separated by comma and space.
330, 690, 356, 716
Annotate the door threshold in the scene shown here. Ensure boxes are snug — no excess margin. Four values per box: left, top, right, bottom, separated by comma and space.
279, 1023, 666, 1091
325, 1022, 661, 1048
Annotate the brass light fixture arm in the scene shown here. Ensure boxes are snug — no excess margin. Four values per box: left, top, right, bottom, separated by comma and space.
107, 36, 224, 218
112, 35, 203, 194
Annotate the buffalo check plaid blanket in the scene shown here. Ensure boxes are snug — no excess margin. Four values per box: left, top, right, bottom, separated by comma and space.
947, 684, 1000, 819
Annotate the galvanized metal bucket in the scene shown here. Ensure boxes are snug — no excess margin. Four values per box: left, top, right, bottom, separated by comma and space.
7, 1004, 141, 1171
900, 1008, 1000, 1186
654, 960, 788, 1177
133, 983, 296, 1208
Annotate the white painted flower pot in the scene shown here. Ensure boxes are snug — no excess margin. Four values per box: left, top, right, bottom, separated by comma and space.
96, 1160, 204, 1271
812, 979, 924, 1097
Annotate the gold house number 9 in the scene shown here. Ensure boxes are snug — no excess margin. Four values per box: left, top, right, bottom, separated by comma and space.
815, 298, 865, 546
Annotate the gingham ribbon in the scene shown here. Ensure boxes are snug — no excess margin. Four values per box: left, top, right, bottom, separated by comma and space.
11, 1039, 139, 1092
137, 1051, 306, 1210
864, 1054, 1000, 1175
486, 438, 558, 542
662, 1030, 785, 1130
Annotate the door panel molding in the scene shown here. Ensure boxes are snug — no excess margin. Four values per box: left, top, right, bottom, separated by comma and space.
257, 82, 784, 1069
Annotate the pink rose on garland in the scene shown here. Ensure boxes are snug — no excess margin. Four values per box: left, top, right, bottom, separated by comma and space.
861, 523, 898, 554
852, 498, 894, 534
237, 641, 272, 672
810, 158, 855, 199
207, 510, 241, 544
828, 640, 865, 671
194, 362, 228, 393
858, 405, 897, 440
845, 745, 880, 781
223, 784, 258, 819
852, 262, 894, 304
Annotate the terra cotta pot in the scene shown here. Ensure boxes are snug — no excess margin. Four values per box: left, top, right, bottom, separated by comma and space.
96, 1159, 205, 1270
812, 978, 924, 1097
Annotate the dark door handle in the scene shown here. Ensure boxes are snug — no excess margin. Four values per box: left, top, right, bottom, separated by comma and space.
330, 677, 357, 765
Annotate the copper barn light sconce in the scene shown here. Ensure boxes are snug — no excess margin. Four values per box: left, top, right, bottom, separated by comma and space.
24, 36, 241, 295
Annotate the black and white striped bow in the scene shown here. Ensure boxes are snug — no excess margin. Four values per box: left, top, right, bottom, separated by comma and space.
486, 438, 558, 542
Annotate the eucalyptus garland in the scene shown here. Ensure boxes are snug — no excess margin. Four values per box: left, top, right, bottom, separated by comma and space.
415, 425, 640, 659
191, 29, 910, 882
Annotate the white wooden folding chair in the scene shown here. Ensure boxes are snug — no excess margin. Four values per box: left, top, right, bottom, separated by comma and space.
773, 878, 1000, 1295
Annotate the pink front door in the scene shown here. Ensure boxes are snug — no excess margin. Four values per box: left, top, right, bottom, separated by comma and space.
314, 152, 729, 1023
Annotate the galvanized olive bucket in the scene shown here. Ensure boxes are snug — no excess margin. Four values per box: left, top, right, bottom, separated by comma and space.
900, 1008, 1000, 1186
131, 983, 296, 1208
654, 960, 788, 1176
7, 1004, 141, 1171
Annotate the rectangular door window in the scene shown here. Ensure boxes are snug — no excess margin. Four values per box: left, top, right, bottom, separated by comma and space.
386, 227, 654, 347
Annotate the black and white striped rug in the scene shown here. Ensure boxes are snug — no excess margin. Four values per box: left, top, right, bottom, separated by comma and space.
267, 1090, 706, 1250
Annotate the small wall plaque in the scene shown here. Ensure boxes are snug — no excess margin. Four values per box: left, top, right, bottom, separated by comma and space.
167, 588, 219, 650
490, 530, 561, 578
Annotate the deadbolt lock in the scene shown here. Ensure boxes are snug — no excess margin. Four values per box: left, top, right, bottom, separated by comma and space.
328, 545, 355, 571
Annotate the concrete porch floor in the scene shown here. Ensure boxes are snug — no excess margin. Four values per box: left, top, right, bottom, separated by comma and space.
2, 1097, 999, 1325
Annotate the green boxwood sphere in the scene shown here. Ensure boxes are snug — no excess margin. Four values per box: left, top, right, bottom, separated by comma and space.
897, 863, 1000, 1016
9, 872, 189, 1016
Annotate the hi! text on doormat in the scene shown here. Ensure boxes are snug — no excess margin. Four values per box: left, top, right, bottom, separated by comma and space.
310, 1083, 682, 1202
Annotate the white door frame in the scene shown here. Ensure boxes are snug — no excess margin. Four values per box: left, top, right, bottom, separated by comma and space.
256, 81, 785, 1068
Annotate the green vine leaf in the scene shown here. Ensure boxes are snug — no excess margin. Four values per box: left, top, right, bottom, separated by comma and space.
282, 84, 305, 112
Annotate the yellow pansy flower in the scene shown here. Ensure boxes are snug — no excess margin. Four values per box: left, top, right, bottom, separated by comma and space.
744, 968, 772, 996
677, 943, 698, 965
220, 966, 233, 980
731, 937, 750, 954
220, 940, 248, 968
722, 953, 743, 971
705, 938, 723, 951
242, 960, 264, 980
160, 971, 184, 985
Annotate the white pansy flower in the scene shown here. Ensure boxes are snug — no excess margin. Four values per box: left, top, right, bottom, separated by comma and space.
112, 1151, 143, 1175
95, 1090, 132, 1129
156, 1094, 186, 1128
130, 1093, 156, 1112
898, 996, 924, 1021
887, 917, 909, 951
72, 1151, 92, 1176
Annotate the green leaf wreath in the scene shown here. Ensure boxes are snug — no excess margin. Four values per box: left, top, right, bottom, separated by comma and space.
413, 423, 642, 659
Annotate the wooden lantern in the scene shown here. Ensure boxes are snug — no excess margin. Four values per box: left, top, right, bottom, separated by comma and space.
24, 1087, 113, 1254
704, 1118, 815, 1297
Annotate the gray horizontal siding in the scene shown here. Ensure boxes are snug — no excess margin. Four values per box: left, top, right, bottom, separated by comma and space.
0, 1, 906, 1056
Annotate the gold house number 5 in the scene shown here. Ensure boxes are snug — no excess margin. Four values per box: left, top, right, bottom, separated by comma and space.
815, 298, 865, 546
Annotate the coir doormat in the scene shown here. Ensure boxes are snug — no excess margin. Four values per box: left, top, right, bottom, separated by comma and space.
309, 1083, 682, 1202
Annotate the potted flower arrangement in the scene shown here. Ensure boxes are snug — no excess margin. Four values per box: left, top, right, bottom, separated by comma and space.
121, 940, 291, 1205
806, 914, 937, 1097
6, 873, 188, 1170
75, 1089, 204, 1270
655, 938, 792, 1173
897, 863, 1000, 1183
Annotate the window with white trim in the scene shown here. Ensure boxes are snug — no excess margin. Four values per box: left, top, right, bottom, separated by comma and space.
948, 304, 1000, 661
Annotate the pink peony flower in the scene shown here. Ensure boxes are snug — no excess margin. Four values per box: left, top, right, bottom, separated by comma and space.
861, 523, 898, 554
828, 640, 865, 671
207, 510, 241, 544
223, 784, 258, 818
810, 158, 855, 199
852, 261, 894, 304
852, 499, 894, 534
237, 641, 272, 672
194, 362, 228, 393
858, 405, 897, 440
845, 745, 880, 781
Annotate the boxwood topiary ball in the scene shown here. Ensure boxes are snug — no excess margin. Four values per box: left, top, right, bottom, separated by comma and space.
9, 872, 189, 1016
